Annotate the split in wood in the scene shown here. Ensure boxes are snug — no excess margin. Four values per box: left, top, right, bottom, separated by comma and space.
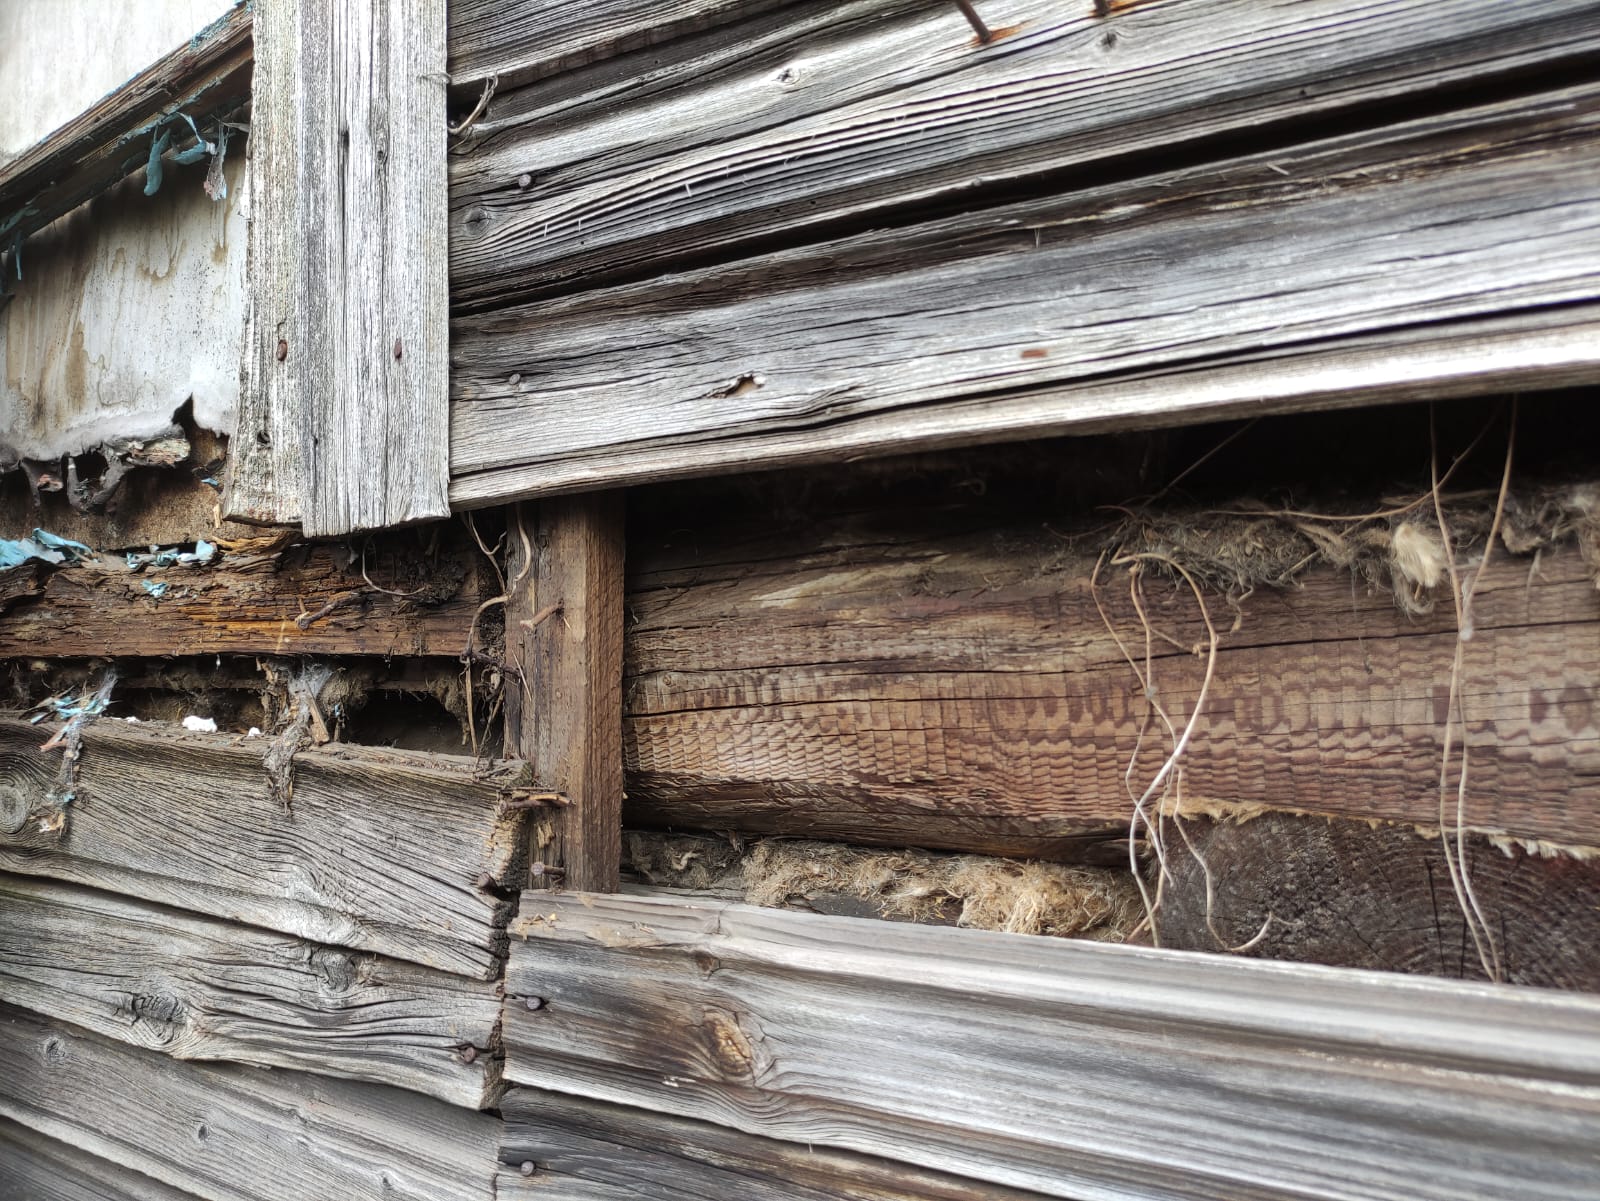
501, 791, 570, 814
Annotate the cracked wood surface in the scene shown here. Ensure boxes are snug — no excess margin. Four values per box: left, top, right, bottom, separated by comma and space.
503, 889, 1600, 1201
622, 504, 1600, 855
0, 1005, 499, 1201
0, 872, 502, 1108
450, 80, 1600, 503
0, 717, 525, 979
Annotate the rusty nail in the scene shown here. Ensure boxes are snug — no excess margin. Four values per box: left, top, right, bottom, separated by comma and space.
951, 0, 992, 41
524, 996, 545, 1011
457, 1044, 478, 1064
275, 338, 288, 362
517, 173, 532, 189
519, 1162, 536, 1177
530, 861, 566, 881
393, 337, 403, 360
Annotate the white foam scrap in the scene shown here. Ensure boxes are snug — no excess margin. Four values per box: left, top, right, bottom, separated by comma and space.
182, 715, 218, 733
247, 727, 262, 738
124, 716, 140, 723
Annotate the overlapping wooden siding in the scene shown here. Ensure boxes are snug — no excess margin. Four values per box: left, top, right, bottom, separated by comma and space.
502, 890, 1600, 1201
0, 874, 500, 1108
0, 1118, 202, 1201
443, 0, 1600, 505
0, 717, 523, 978
0, 1005, 500, 1201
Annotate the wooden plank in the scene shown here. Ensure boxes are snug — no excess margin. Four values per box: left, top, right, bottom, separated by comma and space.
447, 0, 1600, 306
0, 872, 501, 1108
449, 82, 1600, 504
621, 501, 1600, 855
0, 1004, 499, 1201
504, 890, 1600, 1201
1153, 814, 1600, 989
0, 717, 525, 979
227, 0, 449, 535
0, 529, 483, 659
446, 0, 788, 93
0, 1118, 202, 1201
497, 1087, 1054, 1200
505, 496, 626, 892
0, 4, 251, 248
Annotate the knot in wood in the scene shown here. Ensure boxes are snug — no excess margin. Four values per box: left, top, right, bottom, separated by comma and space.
0, 783, 34, 835
307, 946, 357, 992
703, 1010, 755, 1079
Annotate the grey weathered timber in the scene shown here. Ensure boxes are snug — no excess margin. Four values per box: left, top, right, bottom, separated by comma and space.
0, 1005, 499, 1201
504, 891, 1600, 1201
504, 496, 626, 892
447, 0, 1600, 305
0, 717, 525, 979
449, 82, 1600, 505
447, 0, 789, 92
497, 1088, 1053, 1200
227, 0, 449, 535
0, 873, 501, 1109
0, 1119, 203, 1201
0, 4, 252, 249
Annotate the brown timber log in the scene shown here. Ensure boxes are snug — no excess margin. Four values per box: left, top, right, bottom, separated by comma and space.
623, 502, 1600, 856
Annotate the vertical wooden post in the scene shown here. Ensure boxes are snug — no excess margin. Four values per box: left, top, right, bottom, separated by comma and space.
504, 494, 625, 893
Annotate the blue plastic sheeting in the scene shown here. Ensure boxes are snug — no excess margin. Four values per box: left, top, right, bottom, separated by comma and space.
125, 540, 215, 570
0, 529, 93, 570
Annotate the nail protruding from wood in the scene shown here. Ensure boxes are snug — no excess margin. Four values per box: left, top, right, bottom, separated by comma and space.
530, 861, 566, 882
524, 996, 545, 1011
952, 0, 992, 42
457, 1044, 478, 1064
393, 337, 404, 360
275, 338, 288, 362
517, 173, 532, 189
519, 1161, 537, 1177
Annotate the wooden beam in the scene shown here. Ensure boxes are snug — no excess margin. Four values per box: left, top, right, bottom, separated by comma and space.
504, 496, 626, 892
0, 1005, 499, 1201
0, 530, 483, 659
449, 82, 1600, 504
0, 873, 501, 1109
0, 717, 524, 979
447, 0, 1600, 307
0, 5, 252, 249
503, 890, 1600, 1201
0, 1118, 201, 1201
228, 0, 450, 534
622, 507, 1600, 854
497, 1087, 1053, 1200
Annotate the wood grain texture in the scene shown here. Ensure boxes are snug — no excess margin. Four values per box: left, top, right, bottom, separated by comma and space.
504, 890, 1600, 1201
447, 0, 1600, 306
449, 83, 1600, 505
447, 0, 788, 92
1154, 815, 1600, 989
505, 496, 626, 892
228, 0, 449, 535
0, 4, 251, 247
0, 717, 525, 979
0, 873, 500, 1108
0, 531, 483, 659
0, 1004, 499, 1201
497, 1087, 1053, 1201
621, 500, 1600, 854
0, 1118, 202, 1201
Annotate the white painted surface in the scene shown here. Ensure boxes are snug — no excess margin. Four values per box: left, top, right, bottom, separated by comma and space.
0, 0, 234, 164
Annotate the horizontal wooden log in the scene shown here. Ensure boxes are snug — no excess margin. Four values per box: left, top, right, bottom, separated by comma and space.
0, 5, 252, 248
498, 1087, 1052, 1200
0, 1004, 499, 1201
0, 1117, 203, 1201
0, 873, 501, 1108
0, 530, 484, 658
447, 0, 787, 92
622, 502, 1600, 854
448, 0, 1600, 305
504, 890, 1600, 1201
0, 717, 525, 979
1153, 814, 1600, 990
449, 81, 1600, 503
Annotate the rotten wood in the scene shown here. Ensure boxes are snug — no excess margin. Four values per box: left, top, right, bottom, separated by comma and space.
448, 0, 1600, 307
228, 0, 449, 534
621, 499, 1600, 856
504, 889, 1600, 1201
1153, 814, 1600, 990
449, 82, 1600, 504
0, 872, 502, 1108
0, 1004, 499, 1201
0, 1118, 201, 1201
0, 529, 484, 659
497, 1087, 1053, 1200
0, 5, 252, 249
504, 495, 626, 892
0, 716, 525, 979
